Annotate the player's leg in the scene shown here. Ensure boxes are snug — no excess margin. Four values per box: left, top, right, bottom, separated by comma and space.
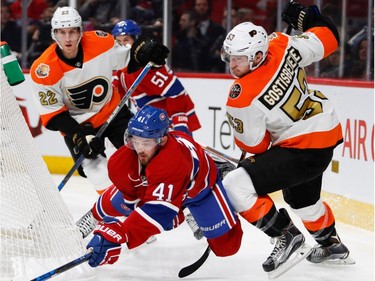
283, 176, 351, 264
186, 180, 243, 257
223, 147, 310, 273
104, 104, 134, 149
64, 135, 113, 194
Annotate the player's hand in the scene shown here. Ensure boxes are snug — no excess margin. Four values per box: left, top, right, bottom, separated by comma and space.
282, 1, 320, 32
86, 135, 105, 156
86, 217, 127, 267
72, 131, 97, 159
132, 37, 169, 66
72, 123, 105, 159
172, 113, 192, 136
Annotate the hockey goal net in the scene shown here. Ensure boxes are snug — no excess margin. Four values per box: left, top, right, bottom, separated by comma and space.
0, 68, 95, 280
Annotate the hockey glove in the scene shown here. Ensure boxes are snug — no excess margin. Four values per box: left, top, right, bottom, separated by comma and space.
281, 1, 321, 32
171, 113, 192, 136
86, 217, 127, 267
72, 123, 105, 159
72, 131, 97, 159
132, 37, 169, 66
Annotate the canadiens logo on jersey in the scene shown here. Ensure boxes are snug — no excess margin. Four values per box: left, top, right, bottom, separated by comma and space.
35, 63, 50, 78
229, 83, 242, 98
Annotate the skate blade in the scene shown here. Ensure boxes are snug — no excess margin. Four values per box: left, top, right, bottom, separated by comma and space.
268, 243, 312, 280
146, 235, 157, 244
317, 255, 356, 265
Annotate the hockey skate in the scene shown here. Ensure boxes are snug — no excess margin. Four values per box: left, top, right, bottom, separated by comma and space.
307, 235, 355, 265
76, 211, 157, 243
76, 210, 98, 239
185, 213, 204, 240
262, 208, 312, 279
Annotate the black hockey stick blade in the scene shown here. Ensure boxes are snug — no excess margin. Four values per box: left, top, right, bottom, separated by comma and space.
178, 246, 211, 278
30, 251, 93, 281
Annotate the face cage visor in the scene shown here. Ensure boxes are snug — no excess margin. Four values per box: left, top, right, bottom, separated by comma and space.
124, 130, 162, 151
220, 48, 252, 68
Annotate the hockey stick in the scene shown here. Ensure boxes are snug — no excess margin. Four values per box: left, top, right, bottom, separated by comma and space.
57, 61, 154, 191
30, 251, 93, 281
201, 145, 240, 164
178, 149, 247, 278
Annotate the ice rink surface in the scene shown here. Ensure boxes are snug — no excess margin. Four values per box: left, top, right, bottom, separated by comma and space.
57, 175, 374, 281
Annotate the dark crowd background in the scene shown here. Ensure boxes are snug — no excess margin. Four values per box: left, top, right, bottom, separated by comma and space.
1, 0, 373, 80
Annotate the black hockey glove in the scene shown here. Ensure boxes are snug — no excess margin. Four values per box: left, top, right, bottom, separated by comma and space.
72, 131, 96, 159
282, 1, 321, 32
72, 123, 105, 159
131, 37, 169, 66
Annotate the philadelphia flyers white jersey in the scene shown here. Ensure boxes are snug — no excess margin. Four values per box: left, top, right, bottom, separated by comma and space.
30, 30, 131, 128
226, 27, 343, 154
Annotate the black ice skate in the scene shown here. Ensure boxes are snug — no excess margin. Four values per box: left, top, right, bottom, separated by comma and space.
262, 208, 312, 279
307, 235, 355, 265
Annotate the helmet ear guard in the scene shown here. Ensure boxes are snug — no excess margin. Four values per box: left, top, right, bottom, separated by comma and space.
221, 22, 269, 73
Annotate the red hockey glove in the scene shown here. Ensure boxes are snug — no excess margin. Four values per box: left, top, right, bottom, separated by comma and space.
86, 217, 127, 267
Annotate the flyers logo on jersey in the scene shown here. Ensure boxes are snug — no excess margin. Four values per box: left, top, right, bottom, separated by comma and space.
66, 78, 109, 109
35, 63, 50, 78
229, 83, 242, 98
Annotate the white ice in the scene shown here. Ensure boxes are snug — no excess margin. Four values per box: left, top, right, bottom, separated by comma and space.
57, 175, 374, 281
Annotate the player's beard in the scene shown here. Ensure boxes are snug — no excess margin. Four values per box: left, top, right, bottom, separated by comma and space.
138, 152, 151, 165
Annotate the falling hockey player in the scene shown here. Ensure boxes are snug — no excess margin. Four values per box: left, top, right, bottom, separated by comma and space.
85, 105, 243, 268
220, 1, 353, 278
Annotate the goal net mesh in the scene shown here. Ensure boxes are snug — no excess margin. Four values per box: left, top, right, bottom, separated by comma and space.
0, 68, 95, 280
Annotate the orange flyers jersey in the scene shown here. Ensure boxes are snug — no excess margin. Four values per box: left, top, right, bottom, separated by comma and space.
226, 27, 343, 154
113, 65, 201, 132
30, 30, 131, 128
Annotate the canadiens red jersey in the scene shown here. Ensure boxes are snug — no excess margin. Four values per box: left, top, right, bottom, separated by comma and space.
226, 27, 343, 154
107, 131, 217, 248
30, 31, 131, 128
113, 65, 201, 132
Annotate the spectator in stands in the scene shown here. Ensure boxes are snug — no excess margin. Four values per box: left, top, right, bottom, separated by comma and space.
27, 6, 56, 67
221, 7, 238, 31
193, 0, 226, 72
9, 0, 49, 22
172, 10, 203, 72
320, 44, 353, 79
78, 0, 122, 29
236, 7, 255, 24
347, 26, 374, 80
129, 0, 156, 25
1, 4, 22, 58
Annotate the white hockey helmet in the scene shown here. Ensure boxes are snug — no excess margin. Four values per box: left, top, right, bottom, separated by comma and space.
221, 22, 269, 72
51, 6, 83, 44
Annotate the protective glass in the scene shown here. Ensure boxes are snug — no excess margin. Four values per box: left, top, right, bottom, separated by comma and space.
220, 48, 250, 67
125, 132, 160, 151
